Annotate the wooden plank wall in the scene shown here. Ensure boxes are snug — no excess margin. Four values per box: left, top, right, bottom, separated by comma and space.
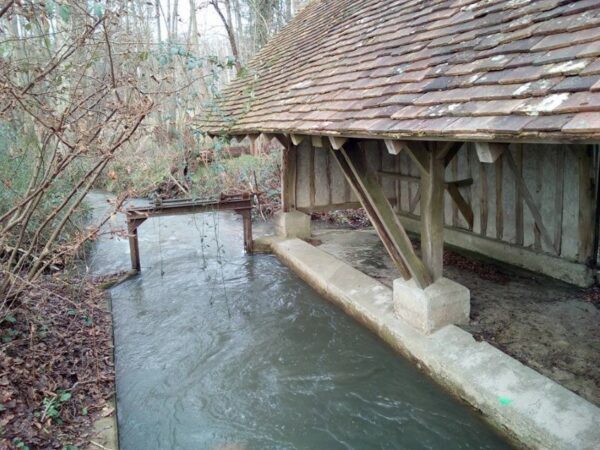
293, 139, 599, 263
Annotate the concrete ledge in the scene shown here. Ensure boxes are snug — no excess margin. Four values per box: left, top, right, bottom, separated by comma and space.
271, 238, 600, 450
398, 215, 595, 287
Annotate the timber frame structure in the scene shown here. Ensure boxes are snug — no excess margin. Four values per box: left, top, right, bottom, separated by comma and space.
202, 0, 600, 287
126, 194, 253, 271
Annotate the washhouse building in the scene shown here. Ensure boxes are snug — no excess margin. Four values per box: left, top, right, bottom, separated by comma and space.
202, 1, 600, 447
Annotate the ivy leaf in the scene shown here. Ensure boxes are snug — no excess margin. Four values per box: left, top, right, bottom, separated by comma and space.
59, 5, 71, 22
4, 314, 16, 323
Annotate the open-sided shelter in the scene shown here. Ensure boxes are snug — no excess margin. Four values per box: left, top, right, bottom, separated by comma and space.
202, 0, 600, 331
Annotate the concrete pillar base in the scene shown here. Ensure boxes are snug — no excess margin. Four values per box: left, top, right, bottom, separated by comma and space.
275, 211, 311, 239
393, 277, 470, 334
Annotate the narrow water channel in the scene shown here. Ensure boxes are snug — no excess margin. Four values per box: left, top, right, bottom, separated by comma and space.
87, 193, 511, 450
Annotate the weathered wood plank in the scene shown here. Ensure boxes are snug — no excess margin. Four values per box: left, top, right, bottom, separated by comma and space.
330, 147, 412, 281
554, 147, 565, 253
495, 155, 504, 240
515, 145, 524, 246
328, 136, 347, 150
475, 142, 506, 163
309, 145, 316, 209
290, 134, 305, 145
577, 145, 595, 264
480, 161, 488, 237
335, 142, 432, 287
452, 153, 459, 227
281, 140, 297, 212
505, 150, 557, 254
447, 183, 474, 230
421, 143, 445, 281
534, 150, 543, 251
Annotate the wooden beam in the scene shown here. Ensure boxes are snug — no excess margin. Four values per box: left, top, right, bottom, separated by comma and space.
378, 171, 473, 188
331, 148, 412, 281
515, 145, 524, 246
475, 142, 506, 163
265, 133, 289, 148
446, 183, 474, 229
332, 142, 432, 287
290, 134, 305, 146
385, 139, 403, 155
311, 135, 324, 148
495, 155, 504, 240
240, 208, 253, 253
554, 147, 565, 253
281, 139, 297, 212
505, 149, 558, 254
127, 219, 145, 272
421, 143, 445, 281
577, 145, 595, 264
439, 141, 463, 164
403, 141, 430, 174
383, 140, 429, 173
328, 136, 347, 150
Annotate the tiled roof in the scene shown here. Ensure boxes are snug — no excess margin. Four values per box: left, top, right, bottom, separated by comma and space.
202, 0, 600, 143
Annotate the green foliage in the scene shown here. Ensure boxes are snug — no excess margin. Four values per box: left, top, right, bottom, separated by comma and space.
40, 390, 72, 424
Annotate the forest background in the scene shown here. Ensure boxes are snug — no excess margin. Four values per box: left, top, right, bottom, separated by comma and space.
0, 1, 306, 447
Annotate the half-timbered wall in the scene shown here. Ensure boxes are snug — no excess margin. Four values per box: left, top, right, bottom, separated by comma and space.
292, 139, 599, 278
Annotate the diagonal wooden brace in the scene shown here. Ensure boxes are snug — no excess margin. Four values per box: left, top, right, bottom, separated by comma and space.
332, 142, 432, 288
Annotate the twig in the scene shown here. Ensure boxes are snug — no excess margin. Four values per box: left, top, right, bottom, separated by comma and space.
169, 174, 190, 195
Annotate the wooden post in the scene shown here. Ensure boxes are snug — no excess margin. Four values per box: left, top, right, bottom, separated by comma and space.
241, 208, 253, 253
421, 143, 445, 282
282, 139, 297, 212
578, 145, 595, 265
127, 219, 142, 272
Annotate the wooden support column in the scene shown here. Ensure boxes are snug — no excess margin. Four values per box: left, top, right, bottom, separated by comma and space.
577, 145, 595, 265
281, 138, 297, 212
127, 218, 146, 272
240, 208, 253, 253
332, 141, 432, 288
420, 143, 445, 282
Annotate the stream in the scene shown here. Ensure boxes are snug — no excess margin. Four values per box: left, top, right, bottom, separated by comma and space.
86, 192, 511, 450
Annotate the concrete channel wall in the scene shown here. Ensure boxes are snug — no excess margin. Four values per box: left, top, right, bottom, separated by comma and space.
261, 237, 600, 450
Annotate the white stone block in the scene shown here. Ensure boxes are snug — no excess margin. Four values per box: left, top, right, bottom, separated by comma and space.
275, 211, 311, 239
393, 277, 470, 334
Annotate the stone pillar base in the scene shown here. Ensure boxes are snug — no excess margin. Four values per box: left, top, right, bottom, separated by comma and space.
275, 211, 311, 239
393, 277, 470, 334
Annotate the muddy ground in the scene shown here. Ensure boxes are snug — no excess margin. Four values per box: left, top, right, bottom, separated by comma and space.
312, 228, 600, 407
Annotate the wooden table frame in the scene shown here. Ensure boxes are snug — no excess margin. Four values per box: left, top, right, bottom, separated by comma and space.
125, 194, 253, 271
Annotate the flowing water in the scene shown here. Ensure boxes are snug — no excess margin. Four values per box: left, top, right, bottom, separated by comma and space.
87, 192, 511, 450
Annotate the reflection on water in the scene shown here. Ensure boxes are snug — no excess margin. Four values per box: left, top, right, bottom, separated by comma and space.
86, 192, 510, 450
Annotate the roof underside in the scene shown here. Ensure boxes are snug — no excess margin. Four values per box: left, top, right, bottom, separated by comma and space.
202, 0, 600, 143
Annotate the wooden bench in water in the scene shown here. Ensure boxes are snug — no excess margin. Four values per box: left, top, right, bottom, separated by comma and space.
126, 193, 253, 271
